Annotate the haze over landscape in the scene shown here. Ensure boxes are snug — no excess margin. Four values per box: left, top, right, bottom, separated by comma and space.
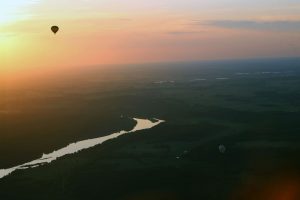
0, 1, 300, 200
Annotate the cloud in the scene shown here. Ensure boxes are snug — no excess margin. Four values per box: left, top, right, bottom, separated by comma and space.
0, 0, 41, 24
198, 20, 300, 31
166, 31, 204, 35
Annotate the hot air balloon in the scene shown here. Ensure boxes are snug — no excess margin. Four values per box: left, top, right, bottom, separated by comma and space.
51, 26, 59, 34
218, 144, 226, 154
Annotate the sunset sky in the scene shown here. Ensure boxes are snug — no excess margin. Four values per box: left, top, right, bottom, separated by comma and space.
0, 0, 300, 73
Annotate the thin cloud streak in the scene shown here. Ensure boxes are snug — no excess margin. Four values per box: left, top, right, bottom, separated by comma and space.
198, 20, 300, 31
166, 31, 205, 35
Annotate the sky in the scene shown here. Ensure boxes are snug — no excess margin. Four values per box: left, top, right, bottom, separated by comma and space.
0, 0, 300, 73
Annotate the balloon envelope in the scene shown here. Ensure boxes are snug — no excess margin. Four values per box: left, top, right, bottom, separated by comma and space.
218, 145, 226, 153
51, 26, 59, 34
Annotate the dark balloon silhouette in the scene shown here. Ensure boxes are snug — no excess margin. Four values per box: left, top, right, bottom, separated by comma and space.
51, 26, 59, 34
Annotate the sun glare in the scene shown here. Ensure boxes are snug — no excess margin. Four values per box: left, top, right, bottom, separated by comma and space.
0, 1, 36, 25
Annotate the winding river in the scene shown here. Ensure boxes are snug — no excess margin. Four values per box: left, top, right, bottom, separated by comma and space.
0, 118, 165, 180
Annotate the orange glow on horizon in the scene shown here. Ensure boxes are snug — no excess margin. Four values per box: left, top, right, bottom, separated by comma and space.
0, 0, 299, 75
